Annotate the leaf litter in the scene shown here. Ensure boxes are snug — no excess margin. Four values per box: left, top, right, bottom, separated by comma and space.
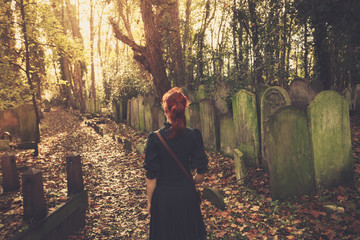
0, 106, 359, 239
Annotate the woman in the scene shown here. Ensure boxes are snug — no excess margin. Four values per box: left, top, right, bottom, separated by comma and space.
144, 87, 208, 240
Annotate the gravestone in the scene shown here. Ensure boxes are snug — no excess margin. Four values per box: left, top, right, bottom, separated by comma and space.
214, 83, 230, 114
18, 104, 37, 143
266, 106, 315, 199
310, 79, 324, 93
231, 90, 260, 168
131, 98, 138, 129
85, 99, 91, 113
199, 98, 218, 150
138, 95, 145, 131
308, 90, 353, 190
22, 168, 48, 220
1, 154, 20, 192
260, 86, 290, 169
144, 102, 153, 132
127, 99, 131, 125
0, 108, 19, 136
219, 115, 235, 156
157, 106, 165, 129
112, 99, 120, 123
66, 154, 84, 196
288, 78, 318, 108
202, 187, 225, 210
234, 149, 245, 183
196, 84, 208, 102
185, 102, 201, 130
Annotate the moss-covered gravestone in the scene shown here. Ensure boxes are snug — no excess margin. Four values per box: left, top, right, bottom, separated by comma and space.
138, 95, 145, 131
220, 114, 235, 156
231, 90, 260, 168
199, 98, 218, 150
196, 84, 208, 102
144, 102, 153, 132
18, 104, 37, 143
260, 87, 290, 169
127, 99, 131, 126
266, 106, 315, 199
185, 102, 201, 130
308, 90, 353, 190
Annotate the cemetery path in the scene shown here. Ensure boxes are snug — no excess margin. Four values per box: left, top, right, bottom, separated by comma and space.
1, 107, 360, 239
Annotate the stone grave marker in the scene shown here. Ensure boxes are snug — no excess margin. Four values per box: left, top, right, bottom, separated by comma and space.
260, 86, 290, 170
196, 84, 208, 102
308, 90, 353, 190
185, 102, 201, 130
18, 104, 37, 143
219, 114, 235, 156
199, 98, 218, 150
288, 78, 318, 108
353, 84, 360, 113
214, 83, 230, 115
151, 105, 160, 131
138, 95, 145, 131
266, 106, 315, 199
127, 99, 131, 126
343, 87, 353, 111
1, 154, 20, 192
157, 106, 165, 129
234, 149, 245, 183
202, 187, 225, 210
144, 102, 153, 132
66, 154, 84, 196
112, 99, 120, 123
231, 89, 260, 168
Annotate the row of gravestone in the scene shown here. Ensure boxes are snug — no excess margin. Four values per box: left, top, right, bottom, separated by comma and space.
112, 82, 353, 199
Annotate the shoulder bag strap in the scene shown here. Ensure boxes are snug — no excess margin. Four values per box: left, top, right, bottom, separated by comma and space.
155, 131, 195, 184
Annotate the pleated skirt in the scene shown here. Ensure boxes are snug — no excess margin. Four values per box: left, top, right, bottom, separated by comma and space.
149, 183, 207, 240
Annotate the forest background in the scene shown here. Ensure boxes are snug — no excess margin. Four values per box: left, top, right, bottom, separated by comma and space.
0, 0, 360, 114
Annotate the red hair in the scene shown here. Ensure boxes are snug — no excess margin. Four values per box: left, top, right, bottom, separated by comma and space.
162, 87, 189, 138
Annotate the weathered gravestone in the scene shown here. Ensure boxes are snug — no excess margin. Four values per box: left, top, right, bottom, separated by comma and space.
0, 108, 19, 136
144, 102, 153, 132
231, 90, 260, 168
127, 99, 131, 126
260, 86, 290, 169
18, 104, 37, 143
234, 149, 246, 183
219, 114, 235, 156
202, 187, 225, 210
112, 99, 120, 123
22, 168, 48, 220
66, 154, 84, 196
214, 83, 230, 115
199, 98, 218, 150
308, 90, 353, 190
151, 105, 160, 131
157, 106, 165, 129
196, 84, 208, 102
131, 98, 138, 129
138, 95, 145, 131
288, 78, 318, 108
185, 102, 201, 130
1, 154, 20, 192
266, 106, 315, 199
343, 87, 353, 111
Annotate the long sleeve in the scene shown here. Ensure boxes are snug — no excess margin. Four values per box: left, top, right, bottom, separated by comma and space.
190, 129, 209, 174
144, 132, 160, 179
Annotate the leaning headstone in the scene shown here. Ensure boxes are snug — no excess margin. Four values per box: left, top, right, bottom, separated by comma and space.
214, 83, 230, 115
219, 114, 235, 156
199, 98, 218, 150
202, 187, 225, 210
288, 78, 318, 108
1, 154, 20, 192
22, 168, 48, 220
231, 90, 260, 168
266, 106, 315, 199
185, 102, 201, 130
18, 104, 37, 143
234, 149, 246, 183
144, 102, 153, 132
260, 86, 290, 169
308, 90, 353, 190
138, 95, 145, 131
66, 154, 84, 196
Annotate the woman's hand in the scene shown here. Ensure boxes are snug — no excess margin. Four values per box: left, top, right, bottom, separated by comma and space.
194, 173, 205, 184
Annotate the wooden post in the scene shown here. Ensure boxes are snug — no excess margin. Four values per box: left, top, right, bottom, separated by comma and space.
1, 154, 20, 192
22, 168, 48, 220
66, 154, 84, 196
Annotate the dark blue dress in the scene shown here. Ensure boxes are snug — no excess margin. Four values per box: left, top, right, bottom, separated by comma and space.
144, 123, 208, 240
